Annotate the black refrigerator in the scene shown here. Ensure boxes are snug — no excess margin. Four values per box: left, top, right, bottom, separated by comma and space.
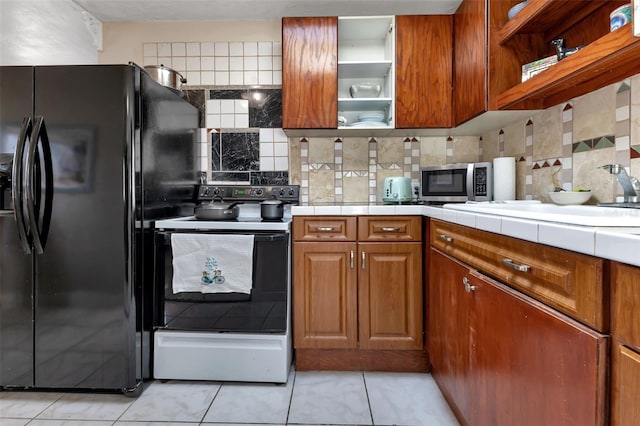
0, 64, 199, 395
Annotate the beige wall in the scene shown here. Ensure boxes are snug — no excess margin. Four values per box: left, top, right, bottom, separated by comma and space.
99, 20, 281, 64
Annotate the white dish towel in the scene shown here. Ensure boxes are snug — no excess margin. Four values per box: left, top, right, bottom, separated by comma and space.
171, 233, 254, 294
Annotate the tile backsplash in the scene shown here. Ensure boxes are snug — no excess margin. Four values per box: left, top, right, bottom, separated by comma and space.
147, 39, 640, 203
145, 40, 288, 186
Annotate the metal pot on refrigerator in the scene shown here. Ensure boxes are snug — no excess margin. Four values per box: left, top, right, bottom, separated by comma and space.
195, 199, 241, 220
144, 64, 187, 91
260, 199, 284, 221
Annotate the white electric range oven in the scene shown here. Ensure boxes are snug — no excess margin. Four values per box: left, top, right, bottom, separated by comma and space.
152, 185, 298, 383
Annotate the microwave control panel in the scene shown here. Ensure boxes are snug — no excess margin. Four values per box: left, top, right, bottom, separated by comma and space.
475, 168, 488, 196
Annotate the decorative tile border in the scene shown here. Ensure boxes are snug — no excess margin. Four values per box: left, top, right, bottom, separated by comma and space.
525, 119, 534, 197
300, 138, 309, 205
369, 138, 378, 203
616, 80, 631, 165
334, 139, 343, 203
561, 103, 573, 190
572, 135, 615, 153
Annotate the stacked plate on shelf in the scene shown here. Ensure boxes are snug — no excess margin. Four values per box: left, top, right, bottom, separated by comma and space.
350, 112, 387, 127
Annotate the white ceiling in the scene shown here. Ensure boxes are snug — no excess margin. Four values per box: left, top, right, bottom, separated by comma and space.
71, 0, 463, 22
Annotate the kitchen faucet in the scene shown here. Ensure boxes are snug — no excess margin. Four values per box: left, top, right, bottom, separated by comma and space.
600, 164, 640, 203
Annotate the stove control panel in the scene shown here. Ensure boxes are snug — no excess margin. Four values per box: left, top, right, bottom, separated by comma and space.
198, 185, 300, 203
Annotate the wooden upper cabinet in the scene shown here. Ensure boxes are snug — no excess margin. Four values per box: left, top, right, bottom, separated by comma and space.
282, 17, 338, 129
395, 15, 453, 128
453, 0, 487, 125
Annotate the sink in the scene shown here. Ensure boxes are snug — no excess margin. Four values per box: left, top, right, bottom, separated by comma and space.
443, 202, 640, 227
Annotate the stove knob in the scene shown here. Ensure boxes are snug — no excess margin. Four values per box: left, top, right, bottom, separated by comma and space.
202, 187, 211, 196
278, 189, 285, 197
255, 188, 264, 196
212, 188, 220, 196
288, 188, 296, 196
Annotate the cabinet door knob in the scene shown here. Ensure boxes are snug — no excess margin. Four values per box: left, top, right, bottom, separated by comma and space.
439, 234, 453, 242
502, 258, 531, 272
462, 276, 476, 293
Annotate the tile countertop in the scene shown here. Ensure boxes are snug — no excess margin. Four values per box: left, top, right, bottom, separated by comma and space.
291, 204, 640, 268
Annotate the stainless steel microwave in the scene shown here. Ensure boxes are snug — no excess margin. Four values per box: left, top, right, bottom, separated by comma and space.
419, 162, 492, 203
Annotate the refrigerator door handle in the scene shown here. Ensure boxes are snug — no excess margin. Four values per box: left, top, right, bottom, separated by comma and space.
26, 116, 54, 254
12, 116, 33, 254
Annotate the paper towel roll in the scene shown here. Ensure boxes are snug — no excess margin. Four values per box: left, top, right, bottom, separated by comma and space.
493, 157, 516, 201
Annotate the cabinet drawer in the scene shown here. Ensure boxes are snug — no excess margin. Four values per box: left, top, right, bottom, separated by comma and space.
293, 216, 357, 241
358, 216, 422, 242
612, 261, 640, 350
430, 220, 607, 332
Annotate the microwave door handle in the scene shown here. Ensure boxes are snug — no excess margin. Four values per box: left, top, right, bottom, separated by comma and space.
466, 163, 475, 201
12, 116, 33, 254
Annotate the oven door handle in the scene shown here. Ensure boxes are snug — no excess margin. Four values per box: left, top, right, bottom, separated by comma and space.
157, 231, 288, 243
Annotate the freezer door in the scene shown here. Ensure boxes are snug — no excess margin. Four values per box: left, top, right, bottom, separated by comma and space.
0, 66, 35, 387
33, 65, 138, 391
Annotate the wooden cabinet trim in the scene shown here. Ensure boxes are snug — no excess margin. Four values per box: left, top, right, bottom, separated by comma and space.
430, 219, 607, 331
358, 216, 422, 241
612, 261, 640, 350
293, 216, 357, 241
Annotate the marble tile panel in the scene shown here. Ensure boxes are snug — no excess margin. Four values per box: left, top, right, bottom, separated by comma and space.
342, 175, 369, 203
30, 421, 113, 426
209, 89, 246, 100
480, 131, 499, 162
248, 89, 282, 128
288, 371, 372, 425
532, 104, 563, 161
307, 137, 335, 163
503, 119, 527, 157
202, 372, 293, 424
308, 170, 335, 203
250, 171, 289, 185
365, 372, 459, 426
211, 133, 222, 170
119, 381, 219, 422
288, 137, 301, 185
0, 392, 62, 418
532, 164, 562, 202
450, 136, 480, 163
377, 137, 405, 163
420, 136, 447, 166
210, 171, 250, 182
342, 137, 369, 170
516, 159, 528, 200
220, 132, 259, 171
573, 84, 616, 142
573, 147, 616, 203
35, 393, 133, 421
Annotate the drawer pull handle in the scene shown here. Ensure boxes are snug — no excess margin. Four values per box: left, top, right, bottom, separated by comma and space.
502, 258, 531, 272
439, 234, 453, 242
361, 251, 366, 270
381, 227, 401, 232
315, 226, 336, 232
350, 250, 354, 270
462, 277, 476, 293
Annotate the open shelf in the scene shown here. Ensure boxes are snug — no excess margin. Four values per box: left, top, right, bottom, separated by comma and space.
497, 26, 640, 110
497, 0, 610, 45
338, 61, 392, 79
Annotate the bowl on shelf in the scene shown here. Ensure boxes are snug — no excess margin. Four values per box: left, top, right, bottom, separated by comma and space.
349, 83, 382, 98
548, 190, 592, 205
508, 0, 530, 20
357, 112, 385, 122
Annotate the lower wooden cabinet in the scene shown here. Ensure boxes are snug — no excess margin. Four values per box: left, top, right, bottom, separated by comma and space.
611, 261, 640, 426
292, 242, 358, 349
292, 216, 425, 371
429, 248, 608, 425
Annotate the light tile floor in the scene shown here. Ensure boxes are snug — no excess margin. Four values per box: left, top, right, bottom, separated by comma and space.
0, 369, 460, 425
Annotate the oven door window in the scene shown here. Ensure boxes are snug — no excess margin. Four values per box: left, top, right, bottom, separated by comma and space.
154, 231, 289, 333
